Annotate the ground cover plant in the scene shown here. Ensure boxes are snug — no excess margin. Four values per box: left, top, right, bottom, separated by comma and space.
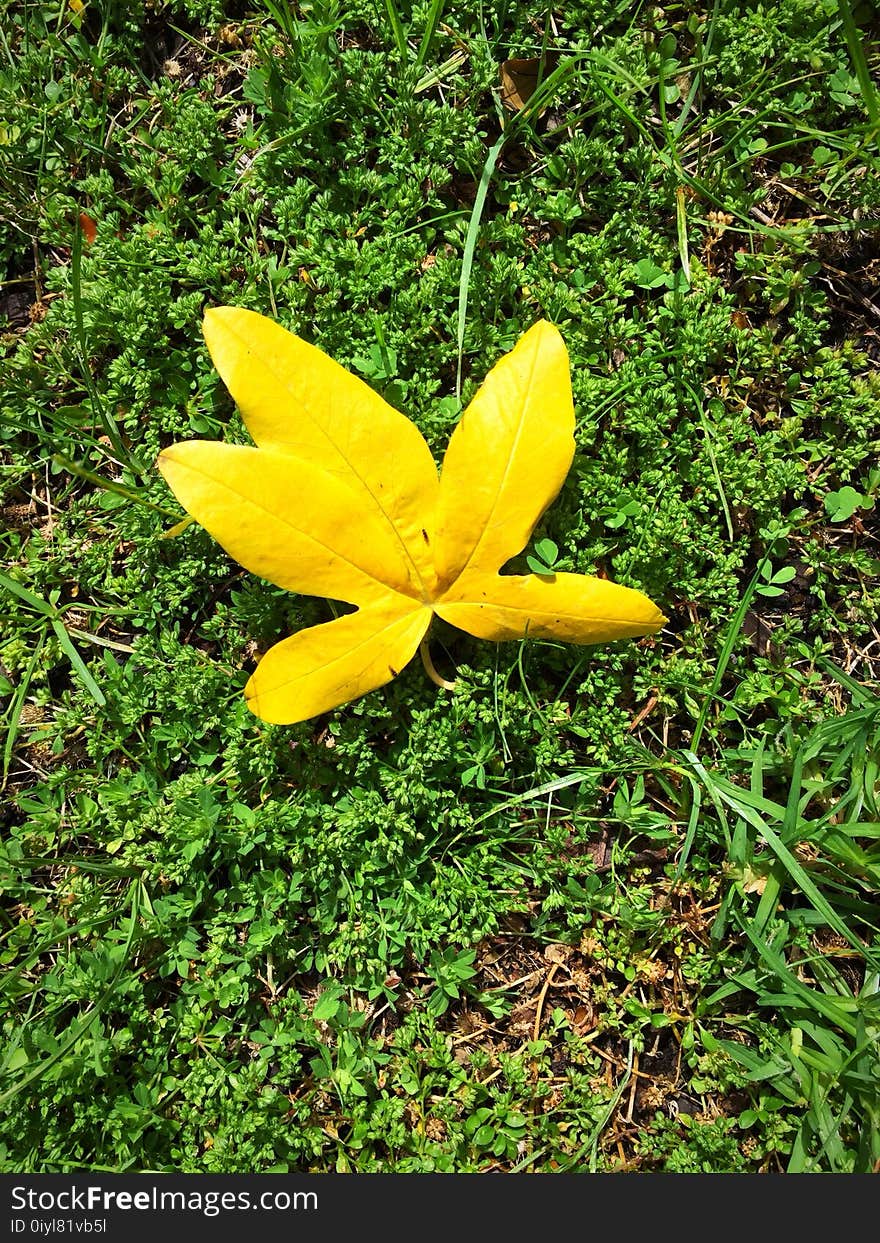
1, 0, 879, 1172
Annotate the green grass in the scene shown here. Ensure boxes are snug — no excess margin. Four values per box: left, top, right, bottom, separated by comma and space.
1, 0, 879, 1172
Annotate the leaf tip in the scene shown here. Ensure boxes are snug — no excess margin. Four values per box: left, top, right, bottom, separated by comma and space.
525, 318, 566, 351
202, 303, 248, 350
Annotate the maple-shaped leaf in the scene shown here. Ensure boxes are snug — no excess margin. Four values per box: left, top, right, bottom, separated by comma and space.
157, 308, 667, 724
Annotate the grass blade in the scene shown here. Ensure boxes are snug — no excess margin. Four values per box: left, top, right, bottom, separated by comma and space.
0, 570, 55, 616
381, 0, 409, 61
455, 56, 577, 394
414, 0, 445, 72
2, 633, 45, 788
50, 617, 106, 707
689, 555, 769, 753
0, 883, 140, 1108
455, 130, 506, 397
691, 757, 880, 972
836, 0, 880, 129
70, 211, 132, 467
53, 454, 182, 519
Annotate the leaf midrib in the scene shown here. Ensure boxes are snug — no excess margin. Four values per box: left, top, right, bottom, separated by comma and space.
447, 334, 542, 582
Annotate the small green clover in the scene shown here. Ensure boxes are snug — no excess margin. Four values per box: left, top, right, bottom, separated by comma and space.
756, 561, 796, 598
602, 497, 641, 530
526, 537, 560, 576
351, 341, 398, 381
631, 257, 672, 290
824, 485, 873, 524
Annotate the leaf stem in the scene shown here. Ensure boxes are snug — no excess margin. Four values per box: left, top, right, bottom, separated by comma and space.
419, 638, 456, 689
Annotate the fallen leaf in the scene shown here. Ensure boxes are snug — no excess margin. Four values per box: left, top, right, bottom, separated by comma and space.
543, 943, 573, 965
157, 308, 667, 724
499, 53, 559, 112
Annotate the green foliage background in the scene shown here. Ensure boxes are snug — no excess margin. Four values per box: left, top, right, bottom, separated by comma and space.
1, 0, 879, 1172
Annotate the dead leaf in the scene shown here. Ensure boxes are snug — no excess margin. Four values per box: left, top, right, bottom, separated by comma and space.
500, 53, 559, 113
543, 943, 573, 965
78, 212, 97, 246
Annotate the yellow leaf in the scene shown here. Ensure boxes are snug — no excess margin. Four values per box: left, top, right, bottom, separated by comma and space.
434, 320, 574, 588
245, 600, 431, 725
435, 572, 666, 644
157, 441, 416, 608
158, 311, 667, 724
202, 306, 437, 598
